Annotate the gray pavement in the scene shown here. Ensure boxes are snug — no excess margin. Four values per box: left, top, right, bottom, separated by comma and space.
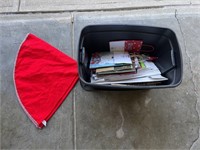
1, 1, 200, 150
0, 0, 196, 13
0, 0, 18, 12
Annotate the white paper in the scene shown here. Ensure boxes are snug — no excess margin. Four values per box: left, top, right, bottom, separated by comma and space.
90, 61, 168, 84
113, 52, 132, 64
109, 41, 124, 52
94, 75, 168, 85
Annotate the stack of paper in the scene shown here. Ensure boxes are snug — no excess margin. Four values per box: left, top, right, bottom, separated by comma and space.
91, 61, 167, 84
89, 52, 136, 75
89, 52, 132, 69
90, 53, 167, 85
96, 65, 134, 75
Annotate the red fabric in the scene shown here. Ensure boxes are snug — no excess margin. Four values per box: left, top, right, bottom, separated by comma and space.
124, 40, 143, 53
14, 33, 79, 128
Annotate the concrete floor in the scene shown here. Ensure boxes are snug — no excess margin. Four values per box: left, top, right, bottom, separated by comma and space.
1, 4, 200, 150
0, 0, 196, 12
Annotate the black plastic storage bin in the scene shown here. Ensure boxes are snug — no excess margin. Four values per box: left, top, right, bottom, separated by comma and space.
78, 25, 183, 90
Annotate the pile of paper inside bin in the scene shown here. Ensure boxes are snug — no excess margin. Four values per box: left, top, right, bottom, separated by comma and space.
89, 40, 168, 85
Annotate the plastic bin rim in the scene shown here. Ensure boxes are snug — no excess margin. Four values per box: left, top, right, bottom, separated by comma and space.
80, 24, 178, 35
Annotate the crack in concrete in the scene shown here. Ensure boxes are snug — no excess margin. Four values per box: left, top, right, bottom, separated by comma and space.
71, 12, 77, 150
175, 9, 200, 150
116, 106, 125, 139
17, 0, 21, 12
72, 89, 77, 150
71, 12, 75, 59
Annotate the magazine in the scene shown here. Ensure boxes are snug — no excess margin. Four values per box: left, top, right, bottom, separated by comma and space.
91, 61, 168, 84
89, 52, 132, 69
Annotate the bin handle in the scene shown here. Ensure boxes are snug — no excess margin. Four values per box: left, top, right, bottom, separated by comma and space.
161, 49, 176, 75
171, 49, 175, 66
